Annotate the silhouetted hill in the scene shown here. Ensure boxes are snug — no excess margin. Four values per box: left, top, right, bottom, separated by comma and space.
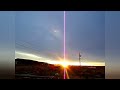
15, 58, 49, 65
15, 58, 105, 79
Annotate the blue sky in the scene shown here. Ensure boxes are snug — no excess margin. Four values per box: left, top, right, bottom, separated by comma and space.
15, 11, 105, 63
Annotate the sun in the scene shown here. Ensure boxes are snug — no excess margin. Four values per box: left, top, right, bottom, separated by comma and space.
61, 61, 68, 68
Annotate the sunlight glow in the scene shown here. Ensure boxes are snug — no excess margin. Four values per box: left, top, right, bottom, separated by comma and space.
15, 51, 42, 59
15, 51, 105, 66
47, 61, 105, 66
61, 61, 68, 68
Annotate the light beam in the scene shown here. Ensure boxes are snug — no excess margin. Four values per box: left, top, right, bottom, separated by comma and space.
64, 11, 66, 79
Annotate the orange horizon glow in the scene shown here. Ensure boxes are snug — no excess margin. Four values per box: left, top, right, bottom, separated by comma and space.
46, 60, 105, 66
15, 51, 105, 66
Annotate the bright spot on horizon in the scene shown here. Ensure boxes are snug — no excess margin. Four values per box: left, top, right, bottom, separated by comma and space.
60, 61, 68, 68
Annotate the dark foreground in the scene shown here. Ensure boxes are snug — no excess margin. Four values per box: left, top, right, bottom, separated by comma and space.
15, 59, 105, 79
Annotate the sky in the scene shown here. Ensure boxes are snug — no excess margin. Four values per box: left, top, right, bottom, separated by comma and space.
105, 11, 120, 79
15, 11, 105, 66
